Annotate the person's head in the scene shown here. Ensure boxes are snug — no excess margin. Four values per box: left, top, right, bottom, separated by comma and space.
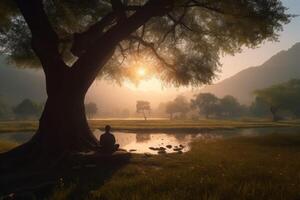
105, 125, 111, 133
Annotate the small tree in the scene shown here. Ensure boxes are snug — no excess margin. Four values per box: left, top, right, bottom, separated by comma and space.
191, 93, 219, 119
136, 101, 151, 120
13, 99, 42, 119
85, 102, 98, 119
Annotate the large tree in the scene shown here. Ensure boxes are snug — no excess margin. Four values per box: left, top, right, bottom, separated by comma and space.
0, 0, 290, 164
254, 79, 300, 121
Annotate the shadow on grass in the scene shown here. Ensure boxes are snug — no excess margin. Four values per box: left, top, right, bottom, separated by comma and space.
0, 153, 131, 199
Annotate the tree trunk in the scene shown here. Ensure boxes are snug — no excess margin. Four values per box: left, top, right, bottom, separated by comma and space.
0, 90, 99, 168
143, 110, 147, 121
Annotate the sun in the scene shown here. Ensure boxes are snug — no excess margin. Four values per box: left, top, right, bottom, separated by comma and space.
137, 67, 146, 77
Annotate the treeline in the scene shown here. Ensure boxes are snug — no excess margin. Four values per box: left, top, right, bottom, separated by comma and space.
161, 79, 300, 121
0, 98, 43, 120
0, 98, 100, 120
161, 94, 245, 120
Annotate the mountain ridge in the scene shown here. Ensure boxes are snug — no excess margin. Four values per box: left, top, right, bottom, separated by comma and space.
200, 42, 300, 104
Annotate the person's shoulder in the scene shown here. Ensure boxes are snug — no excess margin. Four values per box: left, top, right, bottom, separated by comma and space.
109, 132, 115, 137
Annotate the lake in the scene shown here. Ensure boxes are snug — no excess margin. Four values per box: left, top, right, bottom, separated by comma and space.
0, 127, 300, 154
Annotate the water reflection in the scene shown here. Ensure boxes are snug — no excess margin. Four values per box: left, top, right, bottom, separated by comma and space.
1, 127, 300, 154
93, 130, 192, 154
136, 134, 151, 143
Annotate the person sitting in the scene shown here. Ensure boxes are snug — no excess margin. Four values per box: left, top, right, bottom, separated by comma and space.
99, 125, 119, 153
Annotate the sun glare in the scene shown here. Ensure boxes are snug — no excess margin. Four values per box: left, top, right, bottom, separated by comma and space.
137, 67, 146, 77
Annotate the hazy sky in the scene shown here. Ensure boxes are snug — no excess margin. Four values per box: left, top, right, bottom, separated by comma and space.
220, 0, 300, 81
85, 0, 300, 110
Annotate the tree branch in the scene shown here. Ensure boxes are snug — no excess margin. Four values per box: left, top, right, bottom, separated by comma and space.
129, 35, 175, 71
71, 12, 116, 57
71, 0, 175, 92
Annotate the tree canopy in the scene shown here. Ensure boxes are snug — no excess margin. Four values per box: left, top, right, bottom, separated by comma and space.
165, 95, 189, 119
217, 95, 242, 118
191, 93, 219, 118
0, 0, 291, 86
136, 100, 151, 120
254, 79, 300, 119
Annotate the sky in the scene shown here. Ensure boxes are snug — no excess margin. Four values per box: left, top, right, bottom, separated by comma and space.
86, 0, 300, 110
219, 0, 300, 81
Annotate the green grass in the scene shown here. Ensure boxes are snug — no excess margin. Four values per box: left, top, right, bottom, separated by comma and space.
0, 119, 299, 133
81, 133, 300, 200
2, 133, 300, 199
67, 133, 300, 200
0, 140, 18, 153
1, 120, 300, 199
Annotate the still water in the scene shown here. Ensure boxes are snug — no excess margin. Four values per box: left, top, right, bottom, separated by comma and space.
1, 127, 300, 154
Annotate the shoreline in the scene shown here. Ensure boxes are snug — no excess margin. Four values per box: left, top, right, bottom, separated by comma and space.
0, 119, 299, 134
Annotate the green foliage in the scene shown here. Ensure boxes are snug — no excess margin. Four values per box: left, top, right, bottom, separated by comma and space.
13, 98, 43, 119
191, 93, 219, 118
191, 93, 246, 119
165, 95, 190, 119
250, 96, 270, 117
217, 95, 243, 118
254, 79, 300, 118
0, 0, 291, 86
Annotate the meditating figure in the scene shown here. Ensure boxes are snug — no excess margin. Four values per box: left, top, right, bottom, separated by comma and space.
99, 125, 119, 153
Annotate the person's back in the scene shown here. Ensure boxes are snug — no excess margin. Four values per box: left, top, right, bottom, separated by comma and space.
99, 125, 119, 153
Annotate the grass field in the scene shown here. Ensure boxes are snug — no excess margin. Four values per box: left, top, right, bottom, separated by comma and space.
2, 132, 300, 199
0, 119, 299, 133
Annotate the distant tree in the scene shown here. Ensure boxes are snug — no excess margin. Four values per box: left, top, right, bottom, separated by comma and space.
85, 102, 98, 119
13, 99, 42, 119
217, 95, 242, 118
165, 102, 177, 120
254, 79, 300, 121
0, 97, 10, 120
165, 95, 190, 120
191, 93, 219, 119
249, 96, 270, 118
136, 101, 151, 120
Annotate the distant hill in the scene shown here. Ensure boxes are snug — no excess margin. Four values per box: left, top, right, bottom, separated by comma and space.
0, 57, 46, 105
201, 43, 300, 104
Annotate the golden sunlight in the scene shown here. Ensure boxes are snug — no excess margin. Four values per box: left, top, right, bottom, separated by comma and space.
137, 67, 146, 77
